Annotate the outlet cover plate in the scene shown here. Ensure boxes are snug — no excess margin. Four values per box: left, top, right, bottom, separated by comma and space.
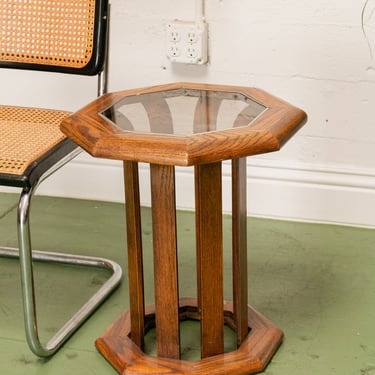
166, 20, 208, 64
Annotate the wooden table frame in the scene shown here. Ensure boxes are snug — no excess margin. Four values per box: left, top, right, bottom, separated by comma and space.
61, 82, 307, 375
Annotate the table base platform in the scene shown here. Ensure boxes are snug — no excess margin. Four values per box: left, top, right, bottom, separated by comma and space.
95, 298, 283, 375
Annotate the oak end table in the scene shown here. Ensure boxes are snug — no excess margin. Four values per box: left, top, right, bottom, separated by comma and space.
61, 82, 306, 375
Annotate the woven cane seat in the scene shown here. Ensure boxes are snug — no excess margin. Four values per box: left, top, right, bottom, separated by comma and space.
0, 0, 96, 69
0, 105, 71, 176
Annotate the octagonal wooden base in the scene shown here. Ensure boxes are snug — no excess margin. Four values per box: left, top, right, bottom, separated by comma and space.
95, 298, 283, 375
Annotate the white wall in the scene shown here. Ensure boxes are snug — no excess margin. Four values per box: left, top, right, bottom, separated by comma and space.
1, 0, 375, 227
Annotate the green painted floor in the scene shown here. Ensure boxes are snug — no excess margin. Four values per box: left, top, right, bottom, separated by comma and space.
0, 192, 374, 375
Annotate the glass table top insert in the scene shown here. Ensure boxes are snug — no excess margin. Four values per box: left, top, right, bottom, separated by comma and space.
101, 88, 267, 136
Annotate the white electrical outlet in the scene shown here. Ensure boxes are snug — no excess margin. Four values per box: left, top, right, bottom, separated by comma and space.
166, 20, 208, 64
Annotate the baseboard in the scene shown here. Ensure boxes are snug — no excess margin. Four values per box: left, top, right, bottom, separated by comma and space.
243, 159, 375, 228
3, 155, 375, 228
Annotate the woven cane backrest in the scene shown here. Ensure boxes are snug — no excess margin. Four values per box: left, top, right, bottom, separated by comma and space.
0, 0, 108, 75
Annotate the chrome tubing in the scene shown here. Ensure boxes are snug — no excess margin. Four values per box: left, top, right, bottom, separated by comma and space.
0, 148, 122, 357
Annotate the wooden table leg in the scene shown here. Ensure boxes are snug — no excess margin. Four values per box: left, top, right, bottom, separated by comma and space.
150, 164, 180, 359
232, 157, 249, 347
195, 162, 224, 358
123, 161, 145, 349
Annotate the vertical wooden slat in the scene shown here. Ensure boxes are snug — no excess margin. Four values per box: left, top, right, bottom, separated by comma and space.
123, 161, 145, 349
195, 162, 224, 358
193, 92, 223, 133
150, 164, 180, 359
232, 157, 249, 346
142, 96, 174, 134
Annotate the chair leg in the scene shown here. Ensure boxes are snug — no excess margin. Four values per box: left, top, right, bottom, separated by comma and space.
0, 185, 122, 357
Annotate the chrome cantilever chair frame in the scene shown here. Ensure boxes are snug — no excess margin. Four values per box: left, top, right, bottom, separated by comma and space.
0, 0, 121, 357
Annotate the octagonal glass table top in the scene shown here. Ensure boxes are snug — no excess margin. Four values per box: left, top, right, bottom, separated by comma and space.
61, 83, 307, 166
100, 88, 268, 136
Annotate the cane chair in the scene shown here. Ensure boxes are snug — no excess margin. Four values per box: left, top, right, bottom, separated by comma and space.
0, 0, 122, 357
